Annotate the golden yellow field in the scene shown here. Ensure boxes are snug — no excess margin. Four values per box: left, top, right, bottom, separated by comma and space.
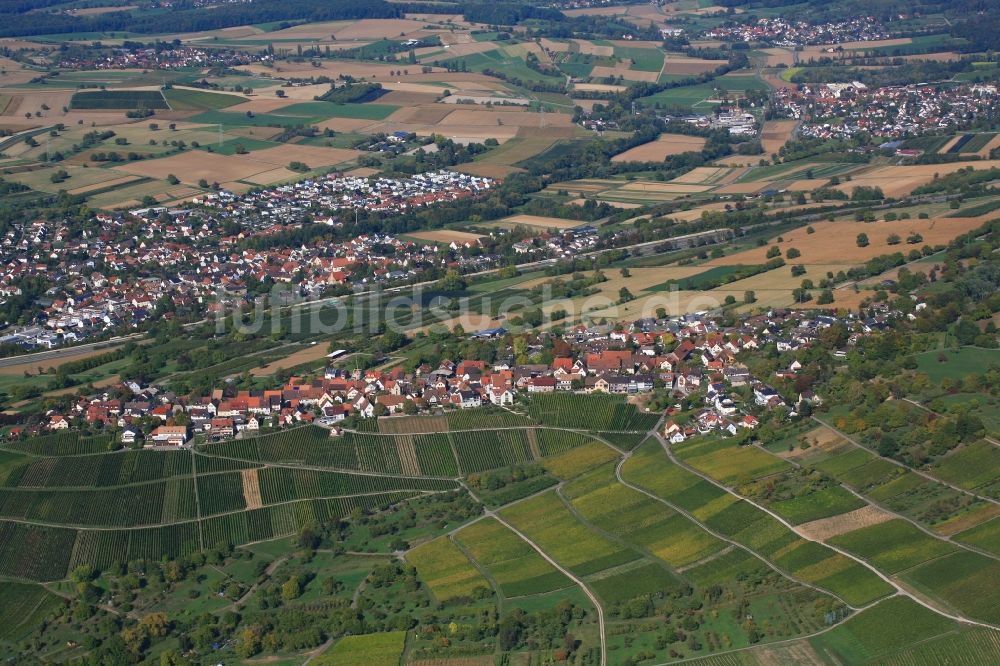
490, 214, 588, 230
119, 146, 359, 184
708, 217, 990, 266
249, 344, 333, 376
407, 230, 487, 244
836, 160, 1000, 198
612, 134, 707, 162
590, 66, 660, 82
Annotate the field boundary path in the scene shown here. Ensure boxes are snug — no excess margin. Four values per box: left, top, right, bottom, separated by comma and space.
491, 511, 607, 666
613, 448, 861, 611
656, 431, 1000, 632
901, 397, 1000, 450
753, 441, 1000, 563
449, 480, 607, 665
811, 416, 1000, 507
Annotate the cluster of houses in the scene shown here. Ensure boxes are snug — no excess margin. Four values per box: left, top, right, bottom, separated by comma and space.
18, 306, 899, 448
57, 46, 267, 70
0, 184, 504, 353
191, 170, 496, 221
702, 16, 888, 47
775, 82, 1000, 140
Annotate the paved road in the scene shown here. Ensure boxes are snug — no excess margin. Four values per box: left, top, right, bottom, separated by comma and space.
0, 335, 139, 369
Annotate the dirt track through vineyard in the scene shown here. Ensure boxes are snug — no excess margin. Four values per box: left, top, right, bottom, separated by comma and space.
396, 435, 421, 476
241, 468, 263, 509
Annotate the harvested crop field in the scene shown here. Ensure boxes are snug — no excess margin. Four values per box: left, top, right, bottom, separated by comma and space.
406, 230, 488, 245
489, 214, 588, 230
248, 144, 359, 166
474, 136, 557, 165
761, 119, 797, 155
386, 105, 454, 124
661, 56, 722, 75
519, 265, 706, 296
318, 117, 382, 133
714, 181, 766, 194
618, 181, 711, 194
974, 134, 1000, 157
249, 344, 332, 376
440, 109, 572, 128
612, 134, 706, 162
562, 6, 627, 16
573, 40, 614, 57
667, 202, 733, 221
573, 83, 628, 93
707, 217, 990, 267
784, 178, 833, 191
376, 90, 440, 106
66, 175, 145, 195
454, 163, 522, 179
797, 505, 895, 541
760, 48, 796, 67
119, 146, 359, 184
590, 66, 659, 82
670, 166, 730, 184
836, 160, 1000, 197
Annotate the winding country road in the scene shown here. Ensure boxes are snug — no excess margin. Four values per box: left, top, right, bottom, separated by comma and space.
654, 431, 1000, 632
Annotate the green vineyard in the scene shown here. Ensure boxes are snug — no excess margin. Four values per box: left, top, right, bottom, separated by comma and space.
4, 432, 116, 456
255, 467, 455, 505
0, 478, 199, 527
3, 449, 191, 488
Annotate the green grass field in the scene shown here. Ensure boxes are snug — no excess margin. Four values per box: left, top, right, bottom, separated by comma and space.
930, 441, 1000, 490
636, 74, 769, 110
70, 89, 168, 110
954, 516, 1000, 555
613, 45, 665, 72
404, 535, 491, 603
162, 87, 248, 111
674, 438, 791, 486
313, 631, 406, 666
912, 346, 1000, 382
769, 486, 867, 525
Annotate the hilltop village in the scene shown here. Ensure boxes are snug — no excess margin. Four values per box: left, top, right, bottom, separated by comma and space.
20, 303, 902, 448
